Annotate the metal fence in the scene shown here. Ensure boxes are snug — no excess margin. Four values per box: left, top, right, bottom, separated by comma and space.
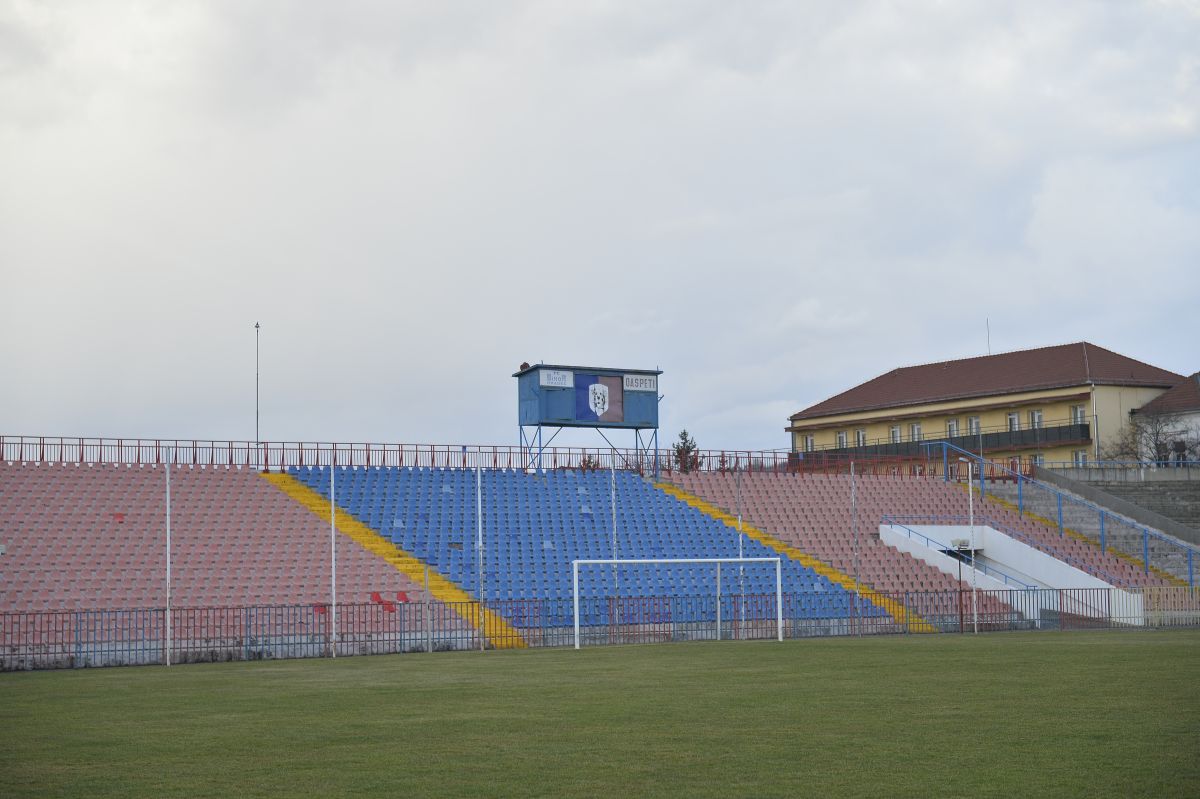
4, 587, 1198, 671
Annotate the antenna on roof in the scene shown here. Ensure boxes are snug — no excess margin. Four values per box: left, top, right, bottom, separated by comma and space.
986, 318, 991, 356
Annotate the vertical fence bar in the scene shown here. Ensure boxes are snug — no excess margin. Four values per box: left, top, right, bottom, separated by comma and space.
573, 562, 581, 650
775, 559, 783, 642
716, 563, 722, 641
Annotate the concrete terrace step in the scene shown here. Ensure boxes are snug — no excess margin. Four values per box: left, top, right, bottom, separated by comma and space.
985, 482, 1194, 585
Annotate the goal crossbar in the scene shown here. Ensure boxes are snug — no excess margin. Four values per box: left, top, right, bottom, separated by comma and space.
572, 557, 783, 649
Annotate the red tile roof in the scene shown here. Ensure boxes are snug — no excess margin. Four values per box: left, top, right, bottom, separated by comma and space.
789, 342, 1184, 423
1135, 374, 1200, 416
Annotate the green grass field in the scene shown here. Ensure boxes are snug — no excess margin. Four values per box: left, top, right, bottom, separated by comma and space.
2, 631, 1198, 798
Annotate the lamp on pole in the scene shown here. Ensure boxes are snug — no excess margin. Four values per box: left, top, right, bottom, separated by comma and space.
958, 456, 978, 634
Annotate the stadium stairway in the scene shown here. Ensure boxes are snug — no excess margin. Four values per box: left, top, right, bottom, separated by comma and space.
262, 472, 524, 648
655, 482, 936, 632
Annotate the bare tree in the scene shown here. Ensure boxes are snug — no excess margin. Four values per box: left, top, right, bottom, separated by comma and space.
1101, 409, 1199, 465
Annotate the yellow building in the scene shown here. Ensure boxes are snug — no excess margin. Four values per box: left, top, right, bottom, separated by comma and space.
786, 342, 1184, 469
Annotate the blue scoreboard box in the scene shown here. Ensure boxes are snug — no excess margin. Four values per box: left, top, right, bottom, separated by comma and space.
514, 364, 661, 429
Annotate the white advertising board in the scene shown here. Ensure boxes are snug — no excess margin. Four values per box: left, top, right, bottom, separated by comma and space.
539, 369, 574, 388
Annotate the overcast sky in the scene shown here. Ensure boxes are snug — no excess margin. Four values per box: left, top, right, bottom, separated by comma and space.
2, 1, 1198, 452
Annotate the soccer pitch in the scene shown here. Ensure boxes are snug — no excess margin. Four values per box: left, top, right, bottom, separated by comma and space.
2, 631, 1198, 798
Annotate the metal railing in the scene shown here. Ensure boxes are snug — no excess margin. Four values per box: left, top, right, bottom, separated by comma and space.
1, 434, 955, 476
4, 588, 1199, 670
925, 441, 1199, 587
1044, 459, 1200, 470
794, 417, 1091, 455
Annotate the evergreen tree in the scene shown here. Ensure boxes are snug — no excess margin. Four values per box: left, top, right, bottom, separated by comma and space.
673, 429, 701, 473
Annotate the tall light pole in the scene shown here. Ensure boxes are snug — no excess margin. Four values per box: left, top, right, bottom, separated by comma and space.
254, 322, 261, 467
959, 456, 978, 634
851, 460, 860, 636
737, 468, 744, 632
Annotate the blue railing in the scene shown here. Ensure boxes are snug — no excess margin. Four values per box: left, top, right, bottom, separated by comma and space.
921, 441, 1198, 587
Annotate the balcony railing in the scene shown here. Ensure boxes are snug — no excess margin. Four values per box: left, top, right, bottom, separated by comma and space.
798, 422, 1091, 458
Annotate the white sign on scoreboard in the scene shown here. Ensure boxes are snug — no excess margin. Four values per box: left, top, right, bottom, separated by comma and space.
539, 369, 574, 388
623, 374, 657, 393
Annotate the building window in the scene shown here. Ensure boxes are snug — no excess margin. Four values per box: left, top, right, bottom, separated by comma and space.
1007, 412, 1020, 432
855, 429, 867, 447
836, 431, 848, 448
890, 425, 901, 444
909, 423, 922, 442
1029, 409, 1043, 429
967, 416, 980, 435
1072, 450, 1088, 467
1032, 453, 1045, 467
946, 419, 959, 438
803, 435, 815, 453
1071, 404, 1087, 425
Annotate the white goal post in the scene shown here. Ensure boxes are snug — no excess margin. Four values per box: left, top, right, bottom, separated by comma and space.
571, 557, 783, 649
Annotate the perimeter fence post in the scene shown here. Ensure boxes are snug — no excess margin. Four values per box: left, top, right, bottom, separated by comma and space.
573, 562, 581, 650
775, 559, 783, 642
716, 562, 722, 641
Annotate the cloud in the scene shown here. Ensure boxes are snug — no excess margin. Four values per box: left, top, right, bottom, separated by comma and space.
1, 1, 1197, 453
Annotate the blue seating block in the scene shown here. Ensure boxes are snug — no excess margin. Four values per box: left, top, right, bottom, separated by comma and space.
287, 466, 885, 625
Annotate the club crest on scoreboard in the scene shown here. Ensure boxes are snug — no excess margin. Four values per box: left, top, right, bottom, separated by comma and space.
588, 383, 609, 417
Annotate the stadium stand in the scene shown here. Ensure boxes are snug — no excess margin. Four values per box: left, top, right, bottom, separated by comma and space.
2, 457, 1175, 648
0, 462, 427, 613
668, 471, 1172, 591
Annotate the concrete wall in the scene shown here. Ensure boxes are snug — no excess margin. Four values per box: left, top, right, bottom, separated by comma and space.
880, 522, 1144, 623
1093, 385, 1169, 456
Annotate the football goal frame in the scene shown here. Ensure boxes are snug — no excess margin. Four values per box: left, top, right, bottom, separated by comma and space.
571, 557, 783, 649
